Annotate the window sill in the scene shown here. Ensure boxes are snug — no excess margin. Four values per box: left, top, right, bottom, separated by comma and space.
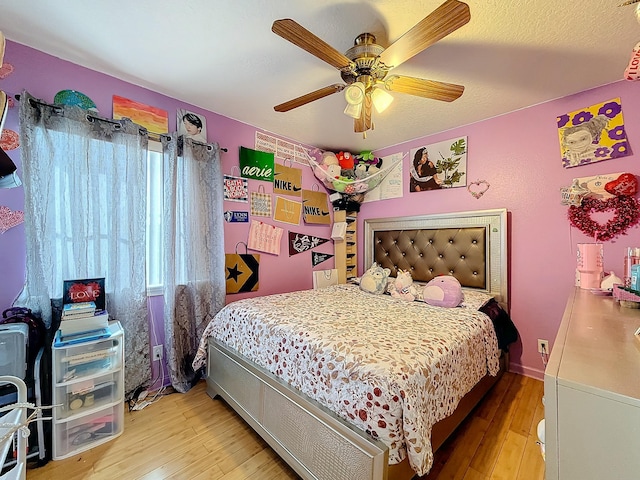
146, 286, 163, 297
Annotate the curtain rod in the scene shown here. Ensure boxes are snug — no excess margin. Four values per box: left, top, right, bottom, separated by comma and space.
15, 94, 227, 152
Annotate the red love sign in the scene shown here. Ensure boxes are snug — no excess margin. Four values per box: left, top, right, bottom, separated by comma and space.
68, 281, 102, 303
604, 173, 638, 197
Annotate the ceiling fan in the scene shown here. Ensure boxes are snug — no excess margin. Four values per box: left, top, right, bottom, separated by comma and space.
272, 0, 470, 135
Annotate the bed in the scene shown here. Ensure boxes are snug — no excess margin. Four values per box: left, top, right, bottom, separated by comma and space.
194, 208, 515, 480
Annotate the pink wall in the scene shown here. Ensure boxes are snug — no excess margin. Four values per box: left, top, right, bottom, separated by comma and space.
370, 81, 640, 378
0, 41, 333, 388
1, 41, 638, 382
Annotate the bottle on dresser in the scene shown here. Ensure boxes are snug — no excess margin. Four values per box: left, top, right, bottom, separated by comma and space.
624, 247, 640, 288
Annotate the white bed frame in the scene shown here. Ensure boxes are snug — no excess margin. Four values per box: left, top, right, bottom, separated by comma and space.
206, 208, 509, 480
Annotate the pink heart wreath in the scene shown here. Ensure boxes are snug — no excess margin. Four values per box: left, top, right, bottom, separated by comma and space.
568, 195, 640, 241
467, 180, 490, 199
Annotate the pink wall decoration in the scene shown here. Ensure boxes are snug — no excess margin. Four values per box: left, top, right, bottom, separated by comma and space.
0, 62, 14, 79
0, 206, 24, 233
0, 129, 19, 150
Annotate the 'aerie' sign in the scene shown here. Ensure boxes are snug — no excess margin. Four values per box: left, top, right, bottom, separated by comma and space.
241, 164, 272, 181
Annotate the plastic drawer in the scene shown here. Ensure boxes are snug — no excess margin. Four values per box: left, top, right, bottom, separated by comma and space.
54, 336, 122, 383
55, 371, 123, 420
54, 404, 123, 459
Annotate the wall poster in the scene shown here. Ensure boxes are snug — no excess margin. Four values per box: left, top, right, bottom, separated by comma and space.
177, 108, 207, 143
558, 98, 630, 168
409, 137, 467, 192
363, 152, 404, 202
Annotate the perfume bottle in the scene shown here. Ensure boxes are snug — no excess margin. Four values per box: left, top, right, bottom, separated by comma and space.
624, 247, 640, 288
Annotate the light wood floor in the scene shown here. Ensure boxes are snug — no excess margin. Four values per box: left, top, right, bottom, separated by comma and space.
27, 372, 544, 480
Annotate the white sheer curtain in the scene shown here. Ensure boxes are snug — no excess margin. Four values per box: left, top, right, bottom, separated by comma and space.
162, 135, 225, 393
17, 91, 150, 394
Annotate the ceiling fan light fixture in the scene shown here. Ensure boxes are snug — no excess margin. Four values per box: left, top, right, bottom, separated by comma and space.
272, 0, 471, 134
371, 86, 393, 114
343, 101, 363, 119
344, 82, 365, 104
343, 81, 365, 118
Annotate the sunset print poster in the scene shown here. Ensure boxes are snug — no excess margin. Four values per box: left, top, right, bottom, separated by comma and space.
112, 95, 169, 134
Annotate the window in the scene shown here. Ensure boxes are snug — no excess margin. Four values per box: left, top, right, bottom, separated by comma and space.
146, 140, 163, 295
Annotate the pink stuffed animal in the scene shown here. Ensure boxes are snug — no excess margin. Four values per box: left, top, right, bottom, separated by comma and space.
422, 275, 464, 307
390, 269, 417, 301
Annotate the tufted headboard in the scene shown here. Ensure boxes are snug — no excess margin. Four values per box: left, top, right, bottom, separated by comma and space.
364, 209, 509, 310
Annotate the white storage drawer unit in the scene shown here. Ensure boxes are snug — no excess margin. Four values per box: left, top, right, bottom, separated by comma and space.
53, 403, 124, 458
56, 371, 122, 420
55, 335, 122, 383
52, 322, 124, 460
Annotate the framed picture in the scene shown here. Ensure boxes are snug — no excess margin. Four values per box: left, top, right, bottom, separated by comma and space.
62, 277, 106, 312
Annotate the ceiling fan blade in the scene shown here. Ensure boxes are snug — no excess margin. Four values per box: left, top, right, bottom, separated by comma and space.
354, 95, 373, 133
378, 0, 470, 69
384, 75, 464, 102
274, 84, 345, 112
272, 19, 355, 71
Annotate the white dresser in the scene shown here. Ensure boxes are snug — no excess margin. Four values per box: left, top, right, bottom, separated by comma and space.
544, 288, 640, 480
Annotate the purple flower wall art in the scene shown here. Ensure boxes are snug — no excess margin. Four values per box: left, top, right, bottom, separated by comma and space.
557, 98, 631, 168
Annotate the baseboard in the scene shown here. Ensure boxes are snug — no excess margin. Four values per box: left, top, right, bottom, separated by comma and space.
509, 361, 545, 381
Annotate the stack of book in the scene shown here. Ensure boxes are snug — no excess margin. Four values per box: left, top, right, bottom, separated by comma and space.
59, 301, 109, 338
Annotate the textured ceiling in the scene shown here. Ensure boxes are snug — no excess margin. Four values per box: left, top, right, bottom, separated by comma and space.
1, 0, 639, 152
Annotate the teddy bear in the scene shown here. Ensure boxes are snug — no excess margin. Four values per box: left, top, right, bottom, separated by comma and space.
422, 275, 465, 307
389, 269, 418, 301
313, 151, 342, 183
359, 262, 390, 295
322, 150, 340, 167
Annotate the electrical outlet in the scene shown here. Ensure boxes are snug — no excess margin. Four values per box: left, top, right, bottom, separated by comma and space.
152, 344, 163, 361
537, 339, 549, 354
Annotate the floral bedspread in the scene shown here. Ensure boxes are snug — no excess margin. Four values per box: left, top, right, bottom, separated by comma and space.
193, 284, 500, 476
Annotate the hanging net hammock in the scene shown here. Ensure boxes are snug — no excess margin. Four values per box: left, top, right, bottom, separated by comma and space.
306, 150, 403, 195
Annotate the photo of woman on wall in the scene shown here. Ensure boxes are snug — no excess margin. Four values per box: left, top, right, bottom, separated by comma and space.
409, 147, 442, 192
177, 109, 207, 143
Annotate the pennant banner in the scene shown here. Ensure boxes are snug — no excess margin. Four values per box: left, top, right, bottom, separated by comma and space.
289, 231, 330, 256
302, 189, 331, 225
312, 251, 334, 267
240, 146, 274, 182
274, 163, 302, 196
